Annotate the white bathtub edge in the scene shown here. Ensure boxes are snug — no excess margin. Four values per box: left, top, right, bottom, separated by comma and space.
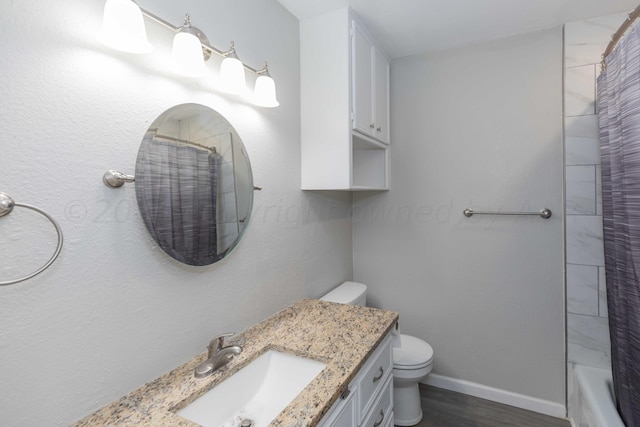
423, 373, 567, 418
573, 365, 625, 427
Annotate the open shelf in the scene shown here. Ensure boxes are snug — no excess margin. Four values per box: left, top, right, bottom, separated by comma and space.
352, 134, 388, 189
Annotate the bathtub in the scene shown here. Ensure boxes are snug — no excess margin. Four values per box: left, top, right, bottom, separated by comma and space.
571, 365, 625, 427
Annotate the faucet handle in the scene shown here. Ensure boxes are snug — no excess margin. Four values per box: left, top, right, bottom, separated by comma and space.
208, 332, 234, 356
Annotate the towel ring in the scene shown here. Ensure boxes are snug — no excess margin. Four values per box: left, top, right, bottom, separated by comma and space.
0, 192, 64, 286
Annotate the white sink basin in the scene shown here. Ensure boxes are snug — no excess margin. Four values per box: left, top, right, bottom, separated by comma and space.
176, 350, 326, 427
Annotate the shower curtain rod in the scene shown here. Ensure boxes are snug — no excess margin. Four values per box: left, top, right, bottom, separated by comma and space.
601, 4, 640, 71
151, 131, 218, 153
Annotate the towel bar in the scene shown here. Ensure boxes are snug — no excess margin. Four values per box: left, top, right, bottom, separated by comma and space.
463, 208, 552, 219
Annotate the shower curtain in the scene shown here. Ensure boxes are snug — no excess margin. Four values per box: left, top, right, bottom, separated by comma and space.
136, 137, 220, 266
597, 20, 640, 427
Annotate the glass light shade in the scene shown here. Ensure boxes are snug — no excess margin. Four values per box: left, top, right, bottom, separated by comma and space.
172, 31, 206, 78
101, 0, 152, 54
220, 56, 247, 94
253, 74, 279, 108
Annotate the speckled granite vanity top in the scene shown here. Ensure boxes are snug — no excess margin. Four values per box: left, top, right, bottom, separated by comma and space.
72, 299, 398, 427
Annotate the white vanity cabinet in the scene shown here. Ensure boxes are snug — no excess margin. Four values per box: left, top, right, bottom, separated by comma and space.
301, 7, 390, 190
318, 333, 394, 427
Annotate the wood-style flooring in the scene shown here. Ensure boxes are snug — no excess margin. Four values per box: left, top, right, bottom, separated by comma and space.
410, 384, 571, 427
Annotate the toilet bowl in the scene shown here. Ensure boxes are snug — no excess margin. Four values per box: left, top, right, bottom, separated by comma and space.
393, 334, 434, 425
320, 281, 434, 426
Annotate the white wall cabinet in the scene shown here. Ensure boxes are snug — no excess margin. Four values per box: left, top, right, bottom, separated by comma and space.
352, 21, 390, 145
318, 332, 394, 427
301, 7, 390, 190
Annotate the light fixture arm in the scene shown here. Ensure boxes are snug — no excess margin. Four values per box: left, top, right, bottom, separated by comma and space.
137, 7, 180, 32
182, 13, 192, 27
255, 62, 271, 76
137, 7, 264, 77
221, 41, 238, 58
241, 60, 265, 75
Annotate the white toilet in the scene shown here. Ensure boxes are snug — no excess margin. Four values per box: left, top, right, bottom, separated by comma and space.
321, 281, 434, 426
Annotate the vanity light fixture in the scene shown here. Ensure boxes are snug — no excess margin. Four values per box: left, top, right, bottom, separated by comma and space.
219, 42, 247, 94
254, 63, 279, 108
101, 0, 152, 54
100, 0, 279, 107
172, 15, 207, 78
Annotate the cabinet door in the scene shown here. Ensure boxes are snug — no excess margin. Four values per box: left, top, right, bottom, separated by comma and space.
352, 21, 373, 137
373, 48, 390, 144
317, 387, 357, 427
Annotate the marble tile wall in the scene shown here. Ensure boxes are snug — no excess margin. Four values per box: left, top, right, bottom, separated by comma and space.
217, 133, 240, 251
564, 11, 628, 413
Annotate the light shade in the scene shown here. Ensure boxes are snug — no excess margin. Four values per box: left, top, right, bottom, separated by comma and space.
101, 0, 152, 54
219, 55, 246, 94
172, 30, 206, 78
253, 73, 279, 108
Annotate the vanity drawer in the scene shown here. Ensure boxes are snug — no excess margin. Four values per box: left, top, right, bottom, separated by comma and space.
358, 334, 393, 417
361, 375, 392, 427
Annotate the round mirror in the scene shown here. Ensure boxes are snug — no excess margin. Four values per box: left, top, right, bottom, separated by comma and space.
135, 103, 253, 266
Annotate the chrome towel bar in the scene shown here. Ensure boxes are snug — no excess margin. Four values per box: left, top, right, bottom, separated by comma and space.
0, 192, 64, 286
463, 208, 552, 219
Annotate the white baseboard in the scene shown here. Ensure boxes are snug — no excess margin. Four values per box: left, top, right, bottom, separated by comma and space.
423, 374, 567, 419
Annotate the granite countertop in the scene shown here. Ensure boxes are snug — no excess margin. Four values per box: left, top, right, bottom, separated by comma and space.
72, 299, 399, 427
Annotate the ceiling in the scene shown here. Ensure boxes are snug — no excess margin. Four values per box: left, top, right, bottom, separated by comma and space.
277, 0, 638, 58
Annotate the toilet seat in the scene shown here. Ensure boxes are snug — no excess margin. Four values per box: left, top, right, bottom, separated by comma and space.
393, 334, 433, 370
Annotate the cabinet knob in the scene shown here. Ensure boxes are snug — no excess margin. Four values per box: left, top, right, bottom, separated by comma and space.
369, 123, 375, 129
340, 386, 351, 399
376, 127, 382, 132
373, 409, 385, 427
372, 366, 384, 383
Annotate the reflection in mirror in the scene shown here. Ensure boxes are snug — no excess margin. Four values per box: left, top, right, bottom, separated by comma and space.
135, 103, 253, 266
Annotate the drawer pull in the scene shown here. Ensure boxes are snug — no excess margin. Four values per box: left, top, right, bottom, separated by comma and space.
373, 409, 385, 427
372, 367, 384, 383
340, 387, 351, 399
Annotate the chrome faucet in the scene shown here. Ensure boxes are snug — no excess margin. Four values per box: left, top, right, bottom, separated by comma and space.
194, 333, 243, 379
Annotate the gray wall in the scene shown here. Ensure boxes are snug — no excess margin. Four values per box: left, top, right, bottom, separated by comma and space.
353, 28, 565, 404
0, 1, 352, 425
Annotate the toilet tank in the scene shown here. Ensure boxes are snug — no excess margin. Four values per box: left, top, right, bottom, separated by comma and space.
320, 281, 367, 306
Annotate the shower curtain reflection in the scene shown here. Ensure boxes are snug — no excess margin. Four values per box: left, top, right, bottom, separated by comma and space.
137, 135, 221, 266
